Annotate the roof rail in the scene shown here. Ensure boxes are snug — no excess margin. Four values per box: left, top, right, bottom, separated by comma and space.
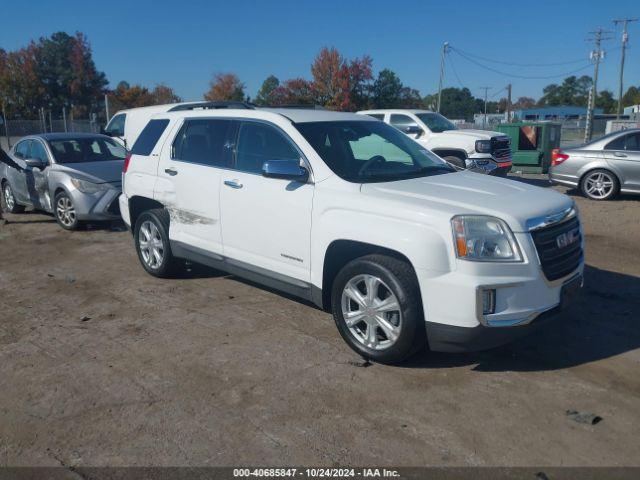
265, 104, 326, 110
168, 101, 255, 112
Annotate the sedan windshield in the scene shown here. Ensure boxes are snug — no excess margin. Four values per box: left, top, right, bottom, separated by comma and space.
416, 113, 457, 133
295, 121, 454, 183
48, 137, 126, 164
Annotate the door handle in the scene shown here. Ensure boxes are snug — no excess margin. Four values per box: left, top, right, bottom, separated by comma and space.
224, 179, 243, 189
613, 152, 627, 158
165, 168, 178, 176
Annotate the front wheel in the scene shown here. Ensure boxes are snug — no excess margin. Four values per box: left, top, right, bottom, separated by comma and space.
331, 254, 425, 364
2, 182, 25, 213
134, 209, 181, 278
442, 155, 466, 170
54, 191, 81, 230
580, 169, 619, 200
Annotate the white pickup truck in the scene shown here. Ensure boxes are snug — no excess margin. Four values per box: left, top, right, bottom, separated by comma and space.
358, 109, 512, 176
119, 104, 582, 363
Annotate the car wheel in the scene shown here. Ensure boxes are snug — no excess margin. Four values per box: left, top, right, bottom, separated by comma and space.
134, 209, 181, 278
2, 182, 25, 213
331, 254, 425, 364
442, 155, 466, 170
580, 169, 619, 200
54, 191, 81, 230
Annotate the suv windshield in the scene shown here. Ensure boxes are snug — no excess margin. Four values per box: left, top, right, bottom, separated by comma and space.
416, 113, 457, 133
295, 121, 454, 183
48, 137, 126, 164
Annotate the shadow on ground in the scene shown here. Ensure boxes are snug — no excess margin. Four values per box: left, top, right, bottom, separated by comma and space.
403, 264, 640, 372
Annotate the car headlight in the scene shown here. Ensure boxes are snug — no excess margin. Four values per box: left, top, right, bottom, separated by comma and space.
451, 215, 522, 262
475, 140, 492, 153
70, 178, 106, 194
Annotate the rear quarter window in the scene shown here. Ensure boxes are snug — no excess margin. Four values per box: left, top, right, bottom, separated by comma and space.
131, 119, 170, 156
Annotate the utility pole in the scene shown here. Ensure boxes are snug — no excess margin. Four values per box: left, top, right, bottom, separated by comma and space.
104, 93, 110, 123
506, 83, 512, 123
613, 18, 637, 118
62, 106, 68, 132
479, 87, 491, 129
584, 28, 611, 143
436, 42, 449, 113
1, 100, 10, 149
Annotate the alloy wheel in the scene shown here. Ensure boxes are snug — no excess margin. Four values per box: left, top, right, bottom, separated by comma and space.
56, 195, 76, 227
138, 220, 165, 270
584, 172, 614, 199
4, 185, 15, 210
341, 273, 402, 350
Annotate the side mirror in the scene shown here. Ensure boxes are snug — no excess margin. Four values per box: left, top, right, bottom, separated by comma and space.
404, 125, 423, 135
262, 159, 309, 182
100, 126, 107, 135
24, 158, 47, 170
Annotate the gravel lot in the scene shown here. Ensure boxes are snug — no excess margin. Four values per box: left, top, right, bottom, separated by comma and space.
1, 175, 639, 468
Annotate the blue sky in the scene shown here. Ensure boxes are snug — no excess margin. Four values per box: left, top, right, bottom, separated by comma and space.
1, 0, 638, 102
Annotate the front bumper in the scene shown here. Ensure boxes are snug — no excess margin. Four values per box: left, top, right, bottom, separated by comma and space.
72, 185, 122, 221
416, 230, 584, 353
467, 154, 512, 176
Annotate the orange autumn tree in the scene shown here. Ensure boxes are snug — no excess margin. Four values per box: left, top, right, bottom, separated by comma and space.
203, 73, 245, 102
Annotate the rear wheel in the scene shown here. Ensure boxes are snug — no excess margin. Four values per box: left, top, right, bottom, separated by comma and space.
134, 209, 181, 277
2, 182, 25, 213
580, 169, 619, 200
331, 254, 425, 364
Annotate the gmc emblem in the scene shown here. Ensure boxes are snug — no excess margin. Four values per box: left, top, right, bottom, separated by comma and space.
556, 228, 580, 249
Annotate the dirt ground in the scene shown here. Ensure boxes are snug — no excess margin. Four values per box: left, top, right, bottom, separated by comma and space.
0, 175, 639, 468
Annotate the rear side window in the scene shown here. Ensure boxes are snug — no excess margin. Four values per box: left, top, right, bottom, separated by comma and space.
105, 113, 126, 137
131, 119, 170, 156
172, 119, 237, 167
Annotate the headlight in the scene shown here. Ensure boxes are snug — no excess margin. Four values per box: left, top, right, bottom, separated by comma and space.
475, 140, 492, 153
451, 215, 522, 262
71, 178, 106, 194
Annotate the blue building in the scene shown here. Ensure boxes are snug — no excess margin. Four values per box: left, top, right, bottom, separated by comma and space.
513, 106, 603, 121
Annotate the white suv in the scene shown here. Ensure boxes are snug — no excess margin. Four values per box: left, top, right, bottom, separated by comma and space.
358, 109, 512, 176
119, 104, 583, 363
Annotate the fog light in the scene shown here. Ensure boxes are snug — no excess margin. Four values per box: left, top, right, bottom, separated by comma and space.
481, 289, 496, 315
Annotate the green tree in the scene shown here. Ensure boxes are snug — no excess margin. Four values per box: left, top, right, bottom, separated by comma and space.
437, 87, 479, 120
538, 75, 592, 107
595, 90, 616, 114
621, 86, 640, 107
255, 75, 280, 105
370, 69, 404, 108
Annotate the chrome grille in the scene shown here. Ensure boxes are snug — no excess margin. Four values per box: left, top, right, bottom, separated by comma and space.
531, 216, 582, 281
491, 137, 511, 160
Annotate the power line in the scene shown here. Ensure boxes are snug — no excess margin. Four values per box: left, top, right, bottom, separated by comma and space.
451, 48, 594, 79
450, 46, 588, 67
446, 54, 467, 89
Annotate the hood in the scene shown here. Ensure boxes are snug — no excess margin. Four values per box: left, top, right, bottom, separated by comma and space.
55, 160, 123, 184
440, 129, 503, 140
360, 172, 573, 232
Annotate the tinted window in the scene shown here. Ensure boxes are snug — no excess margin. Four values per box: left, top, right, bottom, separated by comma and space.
49, 137, 126, 163
366, 114, 385, 120
415, 113, 457, 133
605, 132, 640, 151
15, 140, 30, 159
132, 119, 170, 156
105, 113, 126, 137
295, 121, 453, 183
390, 114, 418, 130
172, 119, 237, 167
30, 140, 49, 163
235, 122, 299, 174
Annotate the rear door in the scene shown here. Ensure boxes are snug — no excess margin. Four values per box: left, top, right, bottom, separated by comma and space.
27, 138, 52, 211
219, 120, 313, 282
8, 140, 32, 204
156, 118, 237, 255
603, 132, 640, 192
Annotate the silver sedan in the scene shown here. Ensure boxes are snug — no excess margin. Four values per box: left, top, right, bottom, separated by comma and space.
0, 133, 125, 230
549, 128, 640, 200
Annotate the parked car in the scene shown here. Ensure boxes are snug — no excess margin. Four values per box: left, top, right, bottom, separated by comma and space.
357, 109, 512, 176
550, 128, 640, 200
103, 101, 249, 149
0, 133, 125, 230
119, 104, 583, 363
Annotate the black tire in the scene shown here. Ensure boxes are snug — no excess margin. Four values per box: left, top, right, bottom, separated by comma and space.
54, 191, 82, 230
580, 169, 620, 201
331, 254, 426, 364
442, 155, 466, 170
134, 208, 181, 278
2, 181, 25, 213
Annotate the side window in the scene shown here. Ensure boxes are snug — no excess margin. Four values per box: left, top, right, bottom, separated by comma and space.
15, 140, 31, 159
390, 114, 418, 131
105, 114, 126, 137
366, 114, 385, 121
30, 141, 49, 163
131, 119, 170, 156
605, 133, 640, 151
235, 122, 299, 174
172, 119, 237, 167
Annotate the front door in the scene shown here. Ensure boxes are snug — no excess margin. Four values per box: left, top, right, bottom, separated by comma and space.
156, 118, 237, 255
603, 131, 640, 192
219, 120, 313, 282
